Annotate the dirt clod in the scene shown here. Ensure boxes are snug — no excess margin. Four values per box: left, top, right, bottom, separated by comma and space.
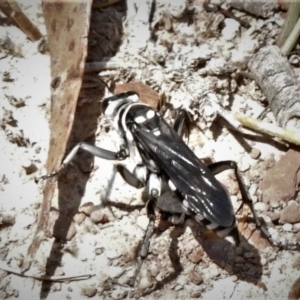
188, 248, 204, 264
260, 149, 300, 206
279, 201, 300, 224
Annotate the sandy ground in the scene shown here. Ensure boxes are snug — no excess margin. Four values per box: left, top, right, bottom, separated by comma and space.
1, 1, 300, 299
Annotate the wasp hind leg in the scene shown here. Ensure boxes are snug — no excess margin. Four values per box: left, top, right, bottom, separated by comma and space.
207, 160, 299, 250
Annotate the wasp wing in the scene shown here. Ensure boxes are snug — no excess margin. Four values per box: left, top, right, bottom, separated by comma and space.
132, 116, 235, 228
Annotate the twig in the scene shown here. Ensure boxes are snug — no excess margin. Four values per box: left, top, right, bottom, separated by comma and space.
276, 1, 300, 48
84, 61, 120, 72
209, 101, 244, 133
0, 260, 94, 282
235, 112, 300, 146
209, 101, 300, 146
0, 0, 43, 41
281, 17, 300, 56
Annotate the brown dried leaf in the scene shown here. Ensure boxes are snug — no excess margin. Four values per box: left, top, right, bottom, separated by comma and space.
23, 0, 92, 271
114, 82, 159, 109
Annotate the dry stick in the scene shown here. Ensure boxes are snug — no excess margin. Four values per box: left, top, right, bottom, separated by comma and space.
235, 112, 300, 147
211, 102, 300, 146
0, 0, 43, 41
281, 17, 300, 56
276, 1, 300, 48
84, 61, 120, 72
0, 261, 94, 282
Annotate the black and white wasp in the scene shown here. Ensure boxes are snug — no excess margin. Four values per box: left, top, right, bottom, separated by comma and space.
44, 90, 285, 286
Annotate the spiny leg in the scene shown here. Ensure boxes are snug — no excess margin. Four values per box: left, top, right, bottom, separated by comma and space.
116, 164, 147, 189
40, 142, 128, 180
130, 173, 161, 288
130, 197, 156, 287
207, 160, 299, 249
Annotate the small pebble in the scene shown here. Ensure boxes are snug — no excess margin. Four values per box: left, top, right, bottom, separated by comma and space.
221, 18, 240, 40
293, 223, 300, 232
268, 212, 280, 221
126, 269, 134, 278
105, 266, 125, 279
95, 247, 104, 255
156, 270, 167, 282
189, 271, 203, 285
249, 184, 258, 197
106, 250, 122, 260
188, 248, 204, 264
270, 201, 280, 209
73, 212, 86, 225
136, 215, 149, 231
169, 0, 186, 18
79, 202, 95, 215
260, 257, 267, 266
279, 201, 300, 224
254, 202, 269, 212
191, 291, 202, 298
150, 267, 159, 277
138, 276, 153, 289
81, 286, 97, 298
111, 290, 126, 300
177, 276, 187, 286
282, 223, 293, 232
90, 210, 109, 224
250, 148, 261, 160
174, 284, 183, 291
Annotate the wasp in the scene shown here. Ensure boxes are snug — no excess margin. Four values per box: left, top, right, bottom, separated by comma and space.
43, 90, 290, 287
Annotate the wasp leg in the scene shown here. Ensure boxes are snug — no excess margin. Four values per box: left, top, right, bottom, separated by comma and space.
41, 142, 128, 180
173, 109, 191, 138
207, 160, 296, 248
116, 165, 144, 188
116, 165, 146, 189
130, 197, 156, 287
130, 173, 161, 287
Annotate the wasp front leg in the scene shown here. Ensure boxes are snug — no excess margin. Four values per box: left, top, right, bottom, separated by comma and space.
40, 142, 129, 180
